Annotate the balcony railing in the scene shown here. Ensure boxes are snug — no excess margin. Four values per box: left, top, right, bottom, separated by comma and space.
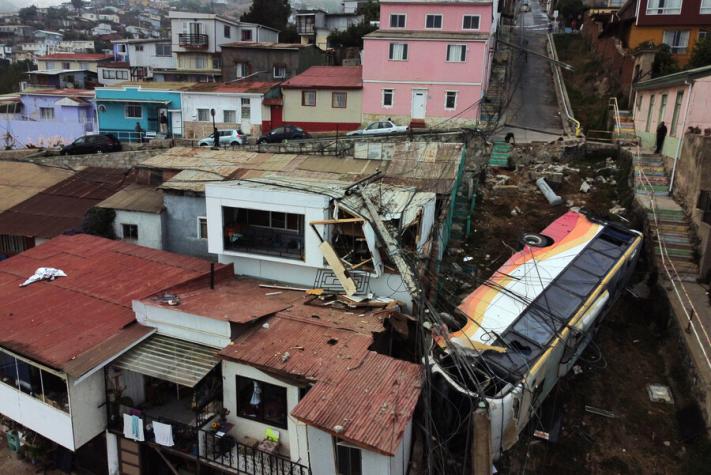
296, 25, 315, 35
198, 429, 310, 475
179, 33, 209, 49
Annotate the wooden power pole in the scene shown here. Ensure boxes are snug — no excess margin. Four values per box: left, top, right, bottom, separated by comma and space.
471, 401, 493, 475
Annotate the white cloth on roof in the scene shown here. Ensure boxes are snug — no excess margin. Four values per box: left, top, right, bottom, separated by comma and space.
152, 421, 174, 447
123, 413, 145, 442
20, 267, 67, 287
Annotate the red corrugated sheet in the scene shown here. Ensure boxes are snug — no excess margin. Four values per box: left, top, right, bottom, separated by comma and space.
291, 352, 422, 456
0, 234, 215, 372
37, 53, 113, 61
280, 66, 362, 90
0, 167, 129, 239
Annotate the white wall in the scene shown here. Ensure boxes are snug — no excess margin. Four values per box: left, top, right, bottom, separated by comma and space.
114, 210, 164, 250
307, 426, 335, 475
0, 380, 75, 450
128, 42, 176, 71
69, 370, 107, 449
181, 92, 264, 129
132, 300, 232, 349
221, 361, 310, 465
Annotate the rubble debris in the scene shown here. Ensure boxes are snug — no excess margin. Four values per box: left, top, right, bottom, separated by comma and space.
584, 405, 617, 418
536, 177, 564, 205
647, 384, 674, 404
281, 351, 290, 362
609, 205, 626, 215
533, 430, 550, 441
573, 365, 583, 375
20, 267, 67, 287
579, 181, 592, 193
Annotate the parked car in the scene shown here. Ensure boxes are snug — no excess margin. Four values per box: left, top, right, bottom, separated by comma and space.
60, 134, 121, 155
257, 125, 311, 144
347, 120, 409, 136
198, 129, 246, 147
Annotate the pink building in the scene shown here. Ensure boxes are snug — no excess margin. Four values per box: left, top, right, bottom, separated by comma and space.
362, 0, 498, 128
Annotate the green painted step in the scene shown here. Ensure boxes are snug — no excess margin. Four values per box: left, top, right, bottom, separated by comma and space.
654, 247, 694, 258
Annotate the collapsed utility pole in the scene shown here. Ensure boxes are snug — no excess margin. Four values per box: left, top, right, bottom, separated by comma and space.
471, 401, 493, 475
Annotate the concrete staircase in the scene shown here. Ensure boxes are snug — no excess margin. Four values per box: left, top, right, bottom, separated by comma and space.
614, 110, 638, 143
635, 152, 699, 281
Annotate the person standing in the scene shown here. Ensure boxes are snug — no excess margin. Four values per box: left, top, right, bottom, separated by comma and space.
656, 121, 668, 154
134, 122, 144, 143
159, 111, 168, 134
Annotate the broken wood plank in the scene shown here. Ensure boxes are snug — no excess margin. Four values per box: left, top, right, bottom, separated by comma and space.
319, 241, 357, 296
309, 218, 365, 225
259, 284, 311, 292
584, 405, 616, 418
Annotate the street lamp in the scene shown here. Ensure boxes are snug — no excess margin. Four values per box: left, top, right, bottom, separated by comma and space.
211, 108, 218, 149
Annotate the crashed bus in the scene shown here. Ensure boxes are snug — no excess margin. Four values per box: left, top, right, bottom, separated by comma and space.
431, 210, 642, 458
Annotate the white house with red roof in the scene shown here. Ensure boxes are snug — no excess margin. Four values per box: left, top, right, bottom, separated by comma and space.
280, 65, 363, 132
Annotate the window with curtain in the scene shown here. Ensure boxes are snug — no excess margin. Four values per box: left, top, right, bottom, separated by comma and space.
235, 62, 249, 78
236, 376, 288, 428
302, 90, 316, 106
223, 110, 236, 123
332, 92, 347, 108
388, 43, 408, 60
447, 44, 466, 62
197, 108, 210, 121
647, 0, 682, 14
662, 30, 690, 53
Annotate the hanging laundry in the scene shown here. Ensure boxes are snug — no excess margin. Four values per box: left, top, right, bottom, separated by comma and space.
123, 413, 145, 442
152, 421, 174, 447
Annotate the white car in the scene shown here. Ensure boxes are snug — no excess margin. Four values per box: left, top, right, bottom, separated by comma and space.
347, 120, 409, 136
198, 129, 246, 146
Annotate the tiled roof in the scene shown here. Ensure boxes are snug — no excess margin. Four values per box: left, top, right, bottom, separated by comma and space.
281, 66, 362, 89
0, 234, 215, 373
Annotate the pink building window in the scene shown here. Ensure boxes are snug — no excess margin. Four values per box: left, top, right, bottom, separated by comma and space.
382, 89, 394, 107
463, 15, 481, 30
446, 44, 467, 62
389, 43, 408, 60
389, 14, 406, 28
425, 14, 443, 29
445, 91, 457, 110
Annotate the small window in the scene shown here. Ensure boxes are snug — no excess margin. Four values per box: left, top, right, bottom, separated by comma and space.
224, 109, 236, 123
125, 104, 142, 119
235, 62, 249, 78
389, 43, 408, 60
236, 376, 288, 429
390, 14, 406, 28
463, 15, 480, 29
0, 351, 16, 386
662, 30, 690, 53
40, 107, 54, 120
212, 56, 222, 70
445, 91, 457, 110
700, 30, 711, 40
155, 43, 171, 56
447, 44, 466, 62
382, 89, 394, 107
273, 64, 287, 79
224, 25, 231, 38
122, 223, 138, 240
195, 55, 207, 69
426, 14, 443, 29
241, 29, 252, 41
335, 440, 362, 475
118, 70, 128, 80
16, 360, 42, 398
332, 92, 347, 108
197, 108, 210, 121
241, 98, 250, 119
198, 217, 208, 239
135, 45, 144, 51
62, 62, 70, 69
302, 90, 316, 106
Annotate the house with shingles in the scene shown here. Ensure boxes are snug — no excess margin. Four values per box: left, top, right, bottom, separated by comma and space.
96, 183, 166, 250
361, 0, 498, 127
220, 42, 331, 83
0, 168, 129, 257
2, 88, 96, 148
0, 234, 215, 460
168, 11, 279, 82
104, 266, 421, 475
95, 82, 194, 141
280, 65, 362, 132
180, 81, 279, 138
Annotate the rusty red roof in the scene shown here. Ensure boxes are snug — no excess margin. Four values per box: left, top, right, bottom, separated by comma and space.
0, 234, 216, 373
0, 167, 129, 239
37, 53, 113, 61
280, 66, 362, 90
21, 88, 95, 97
291, 352, 422, 456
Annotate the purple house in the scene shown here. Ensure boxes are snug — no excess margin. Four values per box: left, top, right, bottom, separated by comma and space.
4, 89, 96, 148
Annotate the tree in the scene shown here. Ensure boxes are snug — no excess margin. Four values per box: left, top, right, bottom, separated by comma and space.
18, 5, 38, 23
356, 0, 380, 22
71, 0, 83, 11
328, 21, 378, 49
652, 44, 679, 78
556, 0, 585, 24
241, 0, 291, 33
688, 37, 711, 69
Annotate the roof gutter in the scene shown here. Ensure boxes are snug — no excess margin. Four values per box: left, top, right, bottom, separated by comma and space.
669, 79, 693, 193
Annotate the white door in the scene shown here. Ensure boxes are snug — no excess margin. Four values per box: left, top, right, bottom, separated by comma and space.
170, 111, 182, 137
411, 89, 427, 119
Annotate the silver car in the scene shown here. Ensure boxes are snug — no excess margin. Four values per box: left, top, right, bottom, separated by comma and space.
347, 120, 409, 136
198, 129, 246, 146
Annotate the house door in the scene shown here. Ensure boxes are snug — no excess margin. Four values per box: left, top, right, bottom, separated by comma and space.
170, 111, 182, 137
271, 105, 283, 131
411, 89, 427, 119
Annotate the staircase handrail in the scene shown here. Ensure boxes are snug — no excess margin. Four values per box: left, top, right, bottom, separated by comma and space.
609, 97, 622, 133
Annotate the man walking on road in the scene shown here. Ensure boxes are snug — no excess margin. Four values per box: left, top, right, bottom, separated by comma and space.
656, 121, 668, 154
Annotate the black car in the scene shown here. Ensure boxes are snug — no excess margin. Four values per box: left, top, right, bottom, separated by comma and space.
60, 134, 122, 155
257, 125, 311, 144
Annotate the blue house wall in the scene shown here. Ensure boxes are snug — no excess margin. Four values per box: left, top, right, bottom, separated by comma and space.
95, 87, 182, 140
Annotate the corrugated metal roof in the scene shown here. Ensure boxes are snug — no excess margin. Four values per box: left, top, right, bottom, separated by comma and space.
0, 167, 129, 239
112, 334, 219, 387
291, 352, 422, 456
187, 81, 279, 94
0, 162, 74, 214
0, 234, 218, 372
97, 183, 164, 214
37, 53, 113, 61
281, 66, 362, 90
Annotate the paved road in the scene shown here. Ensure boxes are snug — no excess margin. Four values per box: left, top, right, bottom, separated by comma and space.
497, 0, 564, 142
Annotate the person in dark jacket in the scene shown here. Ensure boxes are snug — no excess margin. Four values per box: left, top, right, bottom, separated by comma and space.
656, 121, 668, 154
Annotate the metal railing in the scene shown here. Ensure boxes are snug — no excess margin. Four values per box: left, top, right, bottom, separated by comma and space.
179, 33, 209, 49
547, 33, 582, 137
199, 430, 310, 475
609, 97, 622, 133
